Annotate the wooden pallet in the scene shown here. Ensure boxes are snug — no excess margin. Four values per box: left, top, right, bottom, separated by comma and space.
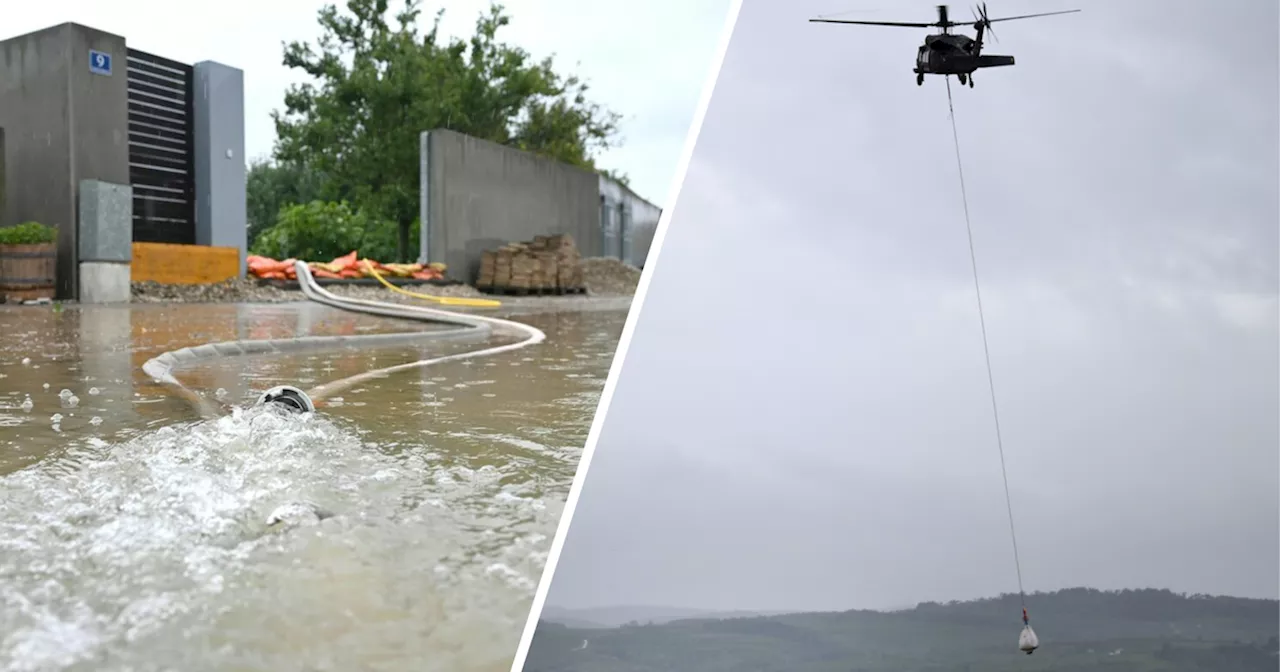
477, 233, 587, 297
0, 286, 55, 303
476, 285, 587, 297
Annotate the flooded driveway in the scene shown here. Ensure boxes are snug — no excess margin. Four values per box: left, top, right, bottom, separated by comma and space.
0, 300, 627, 672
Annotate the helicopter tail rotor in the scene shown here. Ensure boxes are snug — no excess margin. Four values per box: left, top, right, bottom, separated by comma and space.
973, 2, 999, 44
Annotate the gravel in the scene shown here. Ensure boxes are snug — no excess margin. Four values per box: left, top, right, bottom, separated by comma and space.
127, 257, 643, 305
580, 257, 643, 296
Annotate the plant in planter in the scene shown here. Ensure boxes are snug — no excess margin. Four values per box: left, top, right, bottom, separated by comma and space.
0, 221, 59, 302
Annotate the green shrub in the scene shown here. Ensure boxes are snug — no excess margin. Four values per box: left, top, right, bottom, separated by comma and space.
249, 200, 417, 262
0, 221, 57, 245
358, 217, 420, 263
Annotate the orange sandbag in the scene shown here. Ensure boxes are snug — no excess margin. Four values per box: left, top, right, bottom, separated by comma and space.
330, 251, 358, 270
411, 270, 441, 281
248, 257, 278, 275
261, 271, 287, 280
312, 269, 341, 279
339, 269, 362, 279
256, 260, 293, 275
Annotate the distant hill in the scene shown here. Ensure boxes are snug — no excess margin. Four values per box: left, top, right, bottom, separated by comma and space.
540, 605, 790, 629
524, 588, 1279, 672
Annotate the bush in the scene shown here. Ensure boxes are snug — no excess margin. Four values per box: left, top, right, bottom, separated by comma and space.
249, 201, 418, 262
0, 221, 57, 245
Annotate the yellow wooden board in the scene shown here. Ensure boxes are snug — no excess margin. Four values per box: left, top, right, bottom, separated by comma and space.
131, 242, 240, 285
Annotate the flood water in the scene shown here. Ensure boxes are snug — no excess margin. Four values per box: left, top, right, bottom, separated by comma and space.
0, 300, 628, 672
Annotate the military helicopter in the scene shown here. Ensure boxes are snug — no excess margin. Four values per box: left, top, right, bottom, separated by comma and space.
810, 4, 1080, 88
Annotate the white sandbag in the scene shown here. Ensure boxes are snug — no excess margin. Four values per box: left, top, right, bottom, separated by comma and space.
1018, 624, 1040, 654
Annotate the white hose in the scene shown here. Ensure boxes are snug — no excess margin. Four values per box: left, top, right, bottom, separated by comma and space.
292, 261, 547, 402
140, 261, 545, 413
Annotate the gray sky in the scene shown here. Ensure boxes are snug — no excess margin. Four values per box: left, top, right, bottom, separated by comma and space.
546, 0, 1279, 613
8, 0, 730, 204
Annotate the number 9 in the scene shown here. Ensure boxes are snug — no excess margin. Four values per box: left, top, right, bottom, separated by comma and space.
94, 54, 104, 67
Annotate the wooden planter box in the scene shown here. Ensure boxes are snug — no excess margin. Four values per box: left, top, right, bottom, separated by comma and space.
0, 243, 57, 302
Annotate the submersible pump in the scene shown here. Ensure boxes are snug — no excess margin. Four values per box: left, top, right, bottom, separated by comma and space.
255, 385, 316, 414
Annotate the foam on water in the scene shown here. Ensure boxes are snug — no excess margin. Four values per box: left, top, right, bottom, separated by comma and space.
0, 405, 555, 672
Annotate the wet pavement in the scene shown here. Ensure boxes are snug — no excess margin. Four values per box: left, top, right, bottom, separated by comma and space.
0, 299, 628, 672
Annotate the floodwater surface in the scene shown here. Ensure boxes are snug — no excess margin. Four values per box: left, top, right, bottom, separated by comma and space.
0, 300, 627, 672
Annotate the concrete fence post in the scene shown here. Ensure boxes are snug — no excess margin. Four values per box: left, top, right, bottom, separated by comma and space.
0, 127, 6, 222
77, 179, 133, 303
192, 61, 247, 277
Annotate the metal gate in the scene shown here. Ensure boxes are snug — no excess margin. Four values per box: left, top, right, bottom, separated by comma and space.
126, 49, 196, 244
600, 196, 627, 260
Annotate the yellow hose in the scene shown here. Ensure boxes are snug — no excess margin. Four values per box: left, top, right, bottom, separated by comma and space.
360, 261, 503, 308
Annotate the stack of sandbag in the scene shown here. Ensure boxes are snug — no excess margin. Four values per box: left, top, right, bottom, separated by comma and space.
477, 250, 498, 288
543, 234, 583, 292
477, 233, 584, 294
247, 251, 446, 282
477, 243, 519, 290
528, 236, 559, 291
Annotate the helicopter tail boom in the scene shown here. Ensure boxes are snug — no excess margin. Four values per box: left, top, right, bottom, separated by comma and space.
922, 53, 1015, 76
975, 54, 1015, 69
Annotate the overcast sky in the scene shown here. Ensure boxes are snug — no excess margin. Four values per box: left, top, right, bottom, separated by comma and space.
8, 0, 731, 204
546, 0, 1279, 613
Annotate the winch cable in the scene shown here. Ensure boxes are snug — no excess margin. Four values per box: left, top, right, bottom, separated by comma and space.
944, 76, 1028, 617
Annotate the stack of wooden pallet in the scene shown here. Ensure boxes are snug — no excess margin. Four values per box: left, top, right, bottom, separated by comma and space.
477, 234, 586, 295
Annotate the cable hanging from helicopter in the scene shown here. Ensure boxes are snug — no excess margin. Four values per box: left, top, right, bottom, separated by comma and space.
809, 3, 1081, 656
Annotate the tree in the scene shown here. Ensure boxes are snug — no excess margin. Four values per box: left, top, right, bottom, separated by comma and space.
245, 158, 327, 245
272, 0, 622, 261
250, 200, 409, 263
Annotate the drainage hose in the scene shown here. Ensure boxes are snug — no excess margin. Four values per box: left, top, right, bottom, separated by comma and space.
142, 260, 546, 414
290, 260, 546, 402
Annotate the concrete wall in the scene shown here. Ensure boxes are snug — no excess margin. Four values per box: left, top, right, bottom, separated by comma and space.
599, 175, 662, 269
420, 128, 601, 282
0, 128, 6, 215
192, 61, 247, 277
0, 25, 74, 277
0, 23, 129, 299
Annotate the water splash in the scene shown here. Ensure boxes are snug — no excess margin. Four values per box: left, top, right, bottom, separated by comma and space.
0, 405, 551, 671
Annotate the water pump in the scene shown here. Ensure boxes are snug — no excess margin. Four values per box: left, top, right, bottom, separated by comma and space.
255, 385, 316, 414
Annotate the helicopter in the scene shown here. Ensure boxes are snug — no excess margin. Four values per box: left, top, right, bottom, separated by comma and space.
809, 4, 1080, 88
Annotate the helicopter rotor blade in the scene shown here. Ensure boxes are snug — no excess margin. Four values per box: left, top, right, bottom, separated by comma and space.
808, 18, 938, 28
983, 7, 1081, 23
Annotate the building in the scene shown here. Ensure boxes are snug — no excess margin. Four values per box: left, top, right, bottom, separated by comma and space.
0, 22, 246, 301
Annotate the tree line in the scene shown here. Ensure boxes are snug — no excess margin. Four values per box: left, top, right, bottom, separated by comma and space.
522, 587, 1280, 672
